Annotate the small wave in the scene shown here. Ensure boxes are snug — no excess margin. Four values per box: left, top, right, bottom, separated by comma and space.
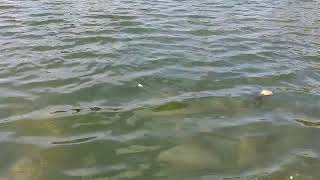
51, 136, 97, 145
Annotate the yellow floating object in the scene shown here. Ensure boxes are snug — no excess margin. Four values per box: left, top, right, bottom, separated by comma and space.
259, 89, 273, 96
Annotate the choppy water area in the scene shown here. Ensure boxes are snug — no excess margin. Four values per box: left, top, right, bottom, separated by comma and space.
0, 0, 320, 179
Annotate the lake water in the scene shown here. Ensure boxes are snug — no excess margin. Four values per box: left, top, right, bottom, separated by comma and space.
0, 0, 320, 179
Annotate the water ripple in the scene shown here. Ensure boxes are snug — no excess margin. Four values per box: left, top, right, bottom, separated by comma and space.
0, 0, 320, 179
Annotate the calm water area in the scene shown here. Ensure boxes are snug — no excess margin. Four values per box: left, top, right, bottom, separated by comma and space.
0, 0, 320, 179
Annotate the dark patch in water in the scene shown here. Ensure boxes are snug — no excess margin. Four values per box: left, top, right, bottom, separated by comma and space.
153, 102, 187, 112
50, 107, 122, 115
0, 5, 18, 9
50, 110, 67, 114
253, 95, 263, 107
90, 107, 102, 111
70, 108, 81, 113
110, 108, 121, 111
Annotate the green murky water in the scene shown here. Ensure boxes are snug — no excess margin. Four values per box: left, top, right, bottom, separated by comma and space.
0, 0, 320, 179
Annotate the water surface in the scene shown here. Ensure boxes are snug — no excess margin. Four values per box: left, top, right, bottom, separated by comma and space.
0, 0, 320, 179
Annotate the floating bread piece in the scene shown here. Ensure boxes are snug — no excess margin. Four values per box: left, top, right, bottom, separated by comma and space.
259, 89, 273, 96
